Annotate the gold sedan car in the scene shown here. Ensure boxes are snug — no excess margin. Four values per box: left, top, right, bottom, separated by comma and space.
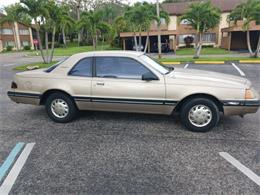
8, 51, 260, 132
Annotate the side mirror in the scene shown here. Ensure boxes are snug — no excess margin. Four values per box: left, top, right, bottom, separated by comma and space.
142, 72, 158, 81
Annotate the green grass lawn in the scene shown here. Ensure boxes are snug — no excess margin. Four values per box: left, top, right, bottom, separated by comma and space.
30, 44, 120, 56
14, 61, 58, 71
176, 47, 231, 55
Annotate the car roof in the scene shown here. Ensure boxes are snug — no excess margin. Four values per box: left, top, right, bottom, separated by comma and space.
71, 50, 145, 58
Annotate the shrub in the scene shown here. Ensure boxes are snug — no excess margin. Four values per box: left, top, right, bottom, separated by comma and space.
54, 42, 61, 48
79, 41, 88, 46
23, 45, 31, 50
202, 45, 214, 48
184, 36, 194, 48
6, 46, 13, 51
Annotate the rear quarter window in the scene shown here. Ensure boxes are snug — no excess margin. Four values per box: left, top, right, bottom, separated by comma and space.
45, 59, 66, 73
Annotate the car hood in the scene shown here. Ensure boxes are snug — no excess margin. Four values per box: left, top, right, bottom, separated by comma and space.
167, 68, 248, 88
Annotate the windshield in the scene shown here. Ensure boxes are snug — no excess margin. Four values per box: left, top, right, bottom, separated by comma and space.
140, 55, 170, 75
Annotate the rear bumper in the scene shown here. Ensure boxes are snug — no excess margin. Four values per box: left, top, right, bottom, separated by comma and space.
222, 100, 260, 115
7, 91, 41, 105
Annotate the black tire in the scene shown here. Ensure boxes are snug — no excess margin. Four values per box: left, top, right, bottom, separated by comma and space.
180, 98, 220, 132
45, 92, 78, 123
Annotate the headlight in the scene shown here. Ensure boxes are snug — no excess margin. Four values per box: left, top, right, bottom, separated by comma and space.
245, 89, 255, 99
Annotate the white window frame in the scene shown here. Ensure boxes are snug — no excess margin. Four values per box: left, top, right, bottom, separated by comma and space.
19, 29, 30, 35
2, 29, 13, 35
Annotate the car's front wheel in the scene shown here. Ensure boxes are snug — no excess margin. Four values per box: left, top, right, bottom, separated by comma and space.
180, 98, 220, 132
45, 92, 78, 123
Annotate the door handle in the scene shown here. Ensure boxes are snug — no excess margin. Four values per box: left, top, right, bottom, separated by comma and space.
96, 82, 105, 86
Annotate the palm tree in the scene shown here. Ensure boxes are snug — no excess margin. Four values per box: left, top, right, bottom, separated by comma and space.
98, 22, 112, 49
228, 0, 260, 57
124, 4, 142, 51
58, 5, 74, 47
78, 10, 110, 50
181, 1, 221, 58
20, 0, 49, 63
0, 3, 29, 50
143, 3, 170, 53
44, 1, 61, 63
124, 2, 170, 53
20, 0, 61, 63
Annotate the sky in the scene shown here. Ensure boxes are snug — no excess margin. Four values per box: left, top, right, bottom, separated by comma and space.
0, 0, 164, 7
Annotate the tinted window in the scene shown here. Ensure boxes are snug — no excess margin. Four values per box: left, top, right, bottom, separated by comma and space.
69, 58, 92, 77
96, 57, 151, 79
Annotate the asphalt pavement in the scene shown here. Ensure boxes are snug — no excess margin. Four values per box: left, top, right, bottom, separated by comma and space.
0, 53, 259, 194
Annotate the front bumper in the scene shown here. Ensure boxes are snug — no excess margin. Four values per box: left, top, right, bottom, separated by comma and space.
222, 100, 260, 116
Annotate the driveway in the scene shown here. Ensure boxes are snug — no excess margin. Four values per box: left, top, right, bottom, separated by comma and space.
0, 54, 259, 194
0, 52, 65, 68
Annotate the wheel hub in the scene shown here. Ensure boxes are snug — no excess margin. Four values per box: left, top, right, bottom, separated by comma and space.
51, 99, 69, 118
188, 105, 212, 127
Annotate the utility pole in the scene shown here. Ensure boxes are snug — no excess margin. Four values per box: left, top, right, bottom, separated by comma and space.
156, 0, 162, 59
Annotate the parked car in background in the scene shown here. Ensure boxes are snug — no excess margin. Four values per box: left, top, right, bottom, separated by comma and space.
133, 45, 144, 51
8, 51, 260, 132
151, 42, 170, 53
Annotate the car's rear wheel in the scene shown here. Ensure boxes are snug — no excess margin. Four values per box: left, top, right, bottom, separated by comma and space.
45, 92, 78, 123
180, 98, 220, 132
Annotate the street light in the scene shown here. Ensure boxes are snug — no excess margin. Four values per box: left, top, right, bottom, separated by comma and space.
156, 0, 162, 59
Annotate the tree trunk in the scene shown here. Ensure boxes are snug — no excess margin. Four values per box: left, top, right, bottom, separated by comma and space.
49, 27, 56, 63
246, 30, 254, 56
12, 27, 18, 50
95, 34, 98, 50
77, 1, 81, 46
254, 33, 260, 58
144, 31, 150, 53
194, 32, 202, 59
138, 31, 142, 51
62, 26, 66, 47
45, 31, 49, 63
92, 36, 96, 50
102, 36, 105, 50
134, 32, 138, 51
36, 29, 46, 63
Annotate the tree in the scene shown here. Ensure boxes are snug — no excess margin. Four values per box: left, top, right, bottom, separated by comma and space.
228, 0, 260, 57
181, 1, 221, 58
20, 0, 61, 63
78, 10, 111, 50
124, 2, 169, 53
58, 5, 75, 47
0, 3, 31, 50
143, 2, 170, 53
98, 22, 112, 49
20, 0, 49, 62
97, 2, 124, 24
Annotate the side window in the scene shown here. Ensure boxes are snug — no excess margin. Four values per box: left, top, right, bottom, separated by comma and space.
95, 57, 151, 79
69, 58, 92, 77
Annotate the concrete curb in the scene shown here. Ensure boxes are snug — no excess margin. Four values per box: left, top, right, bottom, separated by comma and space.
161, 61, 226, 65
194, 61, 225, 64
239, 60, 260, 64
161, 62, 181, 65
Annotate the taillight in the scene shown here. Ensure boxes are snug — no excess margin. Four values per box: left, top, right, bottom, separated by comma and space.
11, 82, 17, 89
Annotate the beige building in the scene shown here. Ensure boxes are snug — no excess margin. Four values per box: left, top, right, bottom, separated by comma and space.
0, 13, 34, 52
120, 0, 260, 52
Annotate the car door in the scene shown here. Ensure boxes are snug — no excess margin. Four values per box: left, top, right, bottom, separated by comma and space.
66, 57, 93, 110
91, 56, 168, 114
